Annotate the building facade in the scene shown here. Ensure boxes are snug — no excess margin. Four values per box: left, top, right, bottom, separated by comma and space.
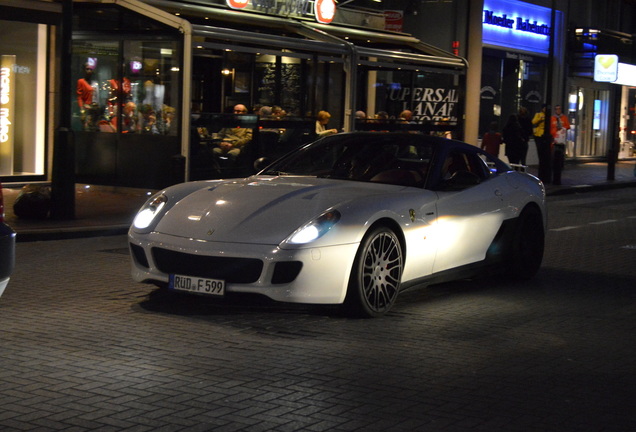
2, 0, 633, 192
402, 0, 635, 164
0, 0, 466, 189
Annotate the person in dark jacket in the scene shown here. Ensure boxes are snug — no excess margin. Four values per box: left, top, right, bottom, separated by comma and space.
502, 114, 525, 165
518, 107, 533, 164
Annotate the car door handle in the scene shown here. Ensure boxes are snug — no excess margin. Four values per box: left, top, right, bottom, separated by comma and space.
494, 189, 503, 197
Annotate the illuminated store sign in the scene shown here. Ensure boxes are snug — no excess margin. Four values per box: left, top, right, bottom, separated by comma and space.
0, 55, 15, 175
594, 55, 636, 86
226, 0, 248, 8
226, 0, 336, 23
483, 0, 555, 55
614, 63, 636, 86
594, 55, 619, 82
314, 0, 335, 24
483, 11, 549, 36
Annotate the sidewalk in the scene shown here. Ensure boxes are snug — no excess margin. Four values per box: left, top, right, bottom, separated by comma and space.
3, 184, 153, 242
3, 160, 636, 241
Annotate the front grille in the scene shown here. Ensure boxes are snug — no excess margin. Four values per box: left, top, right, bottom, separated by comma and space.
152, 247, 263, 284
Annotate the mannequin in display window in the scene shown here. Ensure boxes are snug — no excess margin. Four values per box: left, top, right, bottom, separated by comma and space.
103, 77, 132, 132
77, 63, 100, 131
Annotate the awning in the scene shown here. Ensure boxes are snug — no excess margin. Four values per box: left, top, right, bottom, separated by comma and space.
143, 0, 467, 71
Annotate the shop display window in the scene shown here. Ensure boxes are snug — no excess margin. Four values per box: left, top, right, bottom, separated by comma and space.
71, 39, 180, 136
0, 20, 47, 177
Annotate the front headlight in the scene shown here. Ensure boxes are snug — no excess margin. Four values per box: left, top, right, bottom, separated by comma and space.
133, 194, 167, 230
286, 210, 341, 245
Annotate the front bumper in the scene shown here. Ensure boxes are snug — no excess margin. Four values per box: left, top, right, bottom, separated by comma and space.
129, 231, 359, 304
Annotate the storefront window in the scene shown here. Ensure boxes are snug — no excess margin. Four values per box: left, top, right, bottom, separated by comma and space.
313, 60, 344, 125
568, 86, 609, 158
72, 39, 180, 136
210, 51, 308, 116
189, 45, 345, 180
480, 53, 546, 137
0, 20, 47, 177
193, 48, 343, 128
626, 88, 636, 157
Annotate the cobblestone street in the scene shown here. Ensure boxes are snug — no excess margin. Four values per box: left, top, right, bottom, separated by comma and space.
1, 187, 636, 431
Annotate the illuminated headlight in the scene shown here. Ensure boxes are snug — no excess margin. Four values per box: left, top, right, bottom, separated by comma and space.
286, 210, 341, 244
133, 194, 167, 230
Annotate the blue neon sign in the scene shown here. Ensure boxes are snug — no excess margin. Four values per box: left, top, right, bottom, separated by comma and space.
483, 0, 556, 55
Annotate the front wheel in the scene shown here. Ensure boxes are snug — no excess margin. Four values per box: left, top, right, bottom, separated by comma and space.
345, 226, 404, 318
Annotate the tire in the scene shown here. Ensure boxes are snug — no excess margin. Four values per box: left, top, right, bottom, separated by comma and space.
345, 226, 404, 317
507, 205, 545, 280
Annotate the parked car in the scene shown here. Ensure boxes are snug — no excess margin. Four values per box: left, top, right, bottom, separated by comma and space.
129, 132, 546, 317
0, 180, 16, 297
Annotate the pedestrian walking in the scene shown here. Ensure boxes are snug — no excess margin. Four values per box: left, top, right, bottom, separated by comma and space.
532, 104, 551, 182
518, 107, 533, 165
550, 104, 570, 185
502, 114, 525, 165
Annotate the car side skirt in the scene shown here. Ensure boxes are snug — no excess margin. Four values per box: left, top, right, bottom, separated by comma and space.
400, 217, 517, 291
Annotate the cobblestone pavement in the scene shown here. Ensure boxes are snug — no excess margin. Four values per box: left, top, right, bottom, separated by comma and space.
2, 188, 636, 431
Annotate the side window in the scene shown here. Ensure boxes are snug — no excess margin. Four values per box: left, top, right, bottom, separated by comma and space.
441, 150, 470, 180
439, 149, 483, 191
465, 152, 492, 181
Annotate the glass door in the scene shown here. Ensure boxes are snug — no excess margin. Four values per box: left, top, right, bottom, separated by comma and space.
568, 86, 609, 158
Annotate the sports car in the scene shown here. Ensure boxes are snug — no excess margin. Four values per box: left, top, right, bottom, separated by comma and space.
129, 132, 546, 317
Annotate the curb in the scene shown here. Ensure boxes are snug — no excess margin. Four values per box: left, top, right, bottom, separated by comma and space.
15, 225, 130, 243
545, 180, 636, 196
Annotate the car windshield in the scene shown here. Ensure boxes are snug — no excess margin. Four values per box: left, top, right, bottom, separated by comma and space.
260, 133, 434, 187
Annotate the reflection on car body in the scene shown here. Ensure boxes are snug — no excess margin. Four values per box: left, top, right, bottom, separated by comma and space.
129, 132, 546, 317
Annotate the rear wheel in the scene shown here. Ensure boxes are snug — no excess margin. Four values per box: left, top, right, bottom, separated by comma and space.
345, 226, 403, 317
507, 205, 544, 279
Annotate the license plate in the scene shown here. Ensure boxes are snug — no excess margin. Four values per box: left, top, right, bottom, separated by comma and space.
169, 274, 225, 296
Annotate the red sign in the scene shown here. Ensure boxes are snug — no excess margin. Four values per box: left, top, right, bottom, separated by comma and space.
315, 0, 336, 24
226, 0, 248, 9
384, 10, 403, 32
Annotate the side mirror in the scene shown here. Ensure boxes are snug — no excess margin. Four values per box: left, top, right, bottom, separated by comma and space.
254, 157, 271, 172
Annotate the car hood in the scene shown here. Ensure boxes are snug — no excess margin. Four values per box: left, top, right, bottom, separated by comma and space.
155, 176, 393, 244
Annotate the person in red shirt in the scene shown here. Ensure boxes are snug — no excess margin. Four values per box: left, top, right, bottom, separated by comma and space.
550, 104, 570, 185
481, 121, 503, 157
